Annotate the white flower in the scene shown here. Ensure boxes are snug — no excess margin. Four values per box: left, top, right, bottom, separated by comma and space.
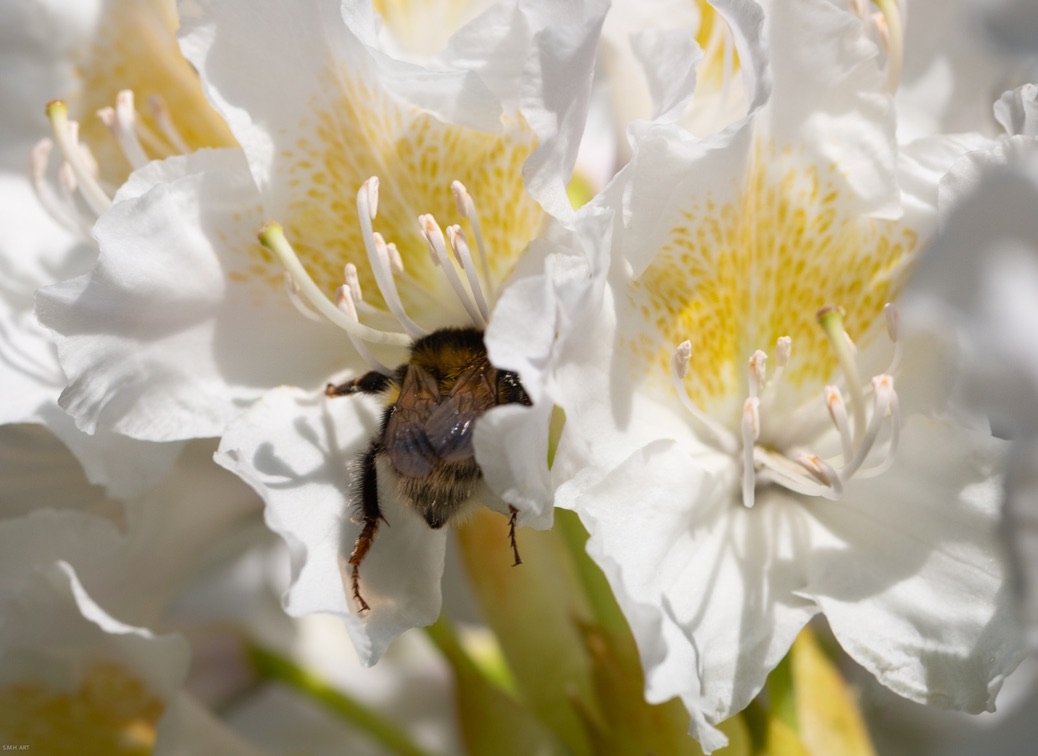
0, 559, 263, 755
545, 0, 1024, 749
0, 0, 236, 499
40, 0, 608, 662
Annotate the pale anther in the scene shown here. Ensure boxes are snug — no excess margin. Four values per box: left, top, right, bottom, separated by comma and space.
884, 302, 903, 375
147, 94, 190, 154
857, 375, 901, 478
825, 385, 854, 465
671, 341, 739, 453
841, 373, 897, 480
447, 225, 491, 323
673, 341, 692, 380
748, 350, 767, 398
356, 181, 425, 339
46, 100, 111, 216
420, 214, 486, 328
795, 454, 843, 498
386, 242, 404, 275
775, 336, 792, 367
451, 180, 492, 295
344, 263, 363, 301
363, 176, 379, 219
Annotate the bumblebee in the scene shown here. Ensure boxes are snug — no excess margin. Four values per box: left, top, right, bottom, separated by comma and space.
326, 327, 531, 611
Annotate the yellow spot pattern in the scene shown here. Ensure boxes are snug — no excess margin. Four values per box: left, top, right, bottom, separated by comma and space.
274, 68, 543, 319
73, 0, 236, 186
627, 141, 916, 422
0, 661, 163, 755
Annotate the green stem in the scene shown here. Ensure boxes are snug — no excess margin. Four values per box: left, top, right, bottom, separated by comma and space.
247, 643, 434, 756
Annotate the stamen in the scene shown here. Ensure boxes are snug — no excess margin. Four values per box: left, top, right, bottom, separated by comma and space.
794, 454, 844, 499
447, 225, 491, 323
335, 286, 393, 375
113, 90, 150, 168
759, 337, 792, 407
741, 397, 760, 508
372, 231, 427, 337
672, 341, 739, 454
825, 385, 855, 465
343, 262, 391, 320
282, 272, 325, 323
356, 178, 426, 339
56, 162, 96, 235
755, 449, 842, 499
147, 94, 190, 154
385, 242, 404, 275
841, 374, 897, 480
419, 214, 486, 328
874, 0, 903, 93
818, 305, 867, 447
856, 375, 901, 479
883, 302, 903, 375
29, 139, 81, 233
46, 100, 112, 215
451, 180, 494, 298
748, 350, 767, 398
258, 221, 410, 347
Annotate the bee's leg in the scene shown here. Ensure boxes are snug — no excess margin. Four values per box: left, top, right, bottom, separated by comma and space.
326, 370, 393, 398
507, 505, 523, 566
348, 445, 384, 612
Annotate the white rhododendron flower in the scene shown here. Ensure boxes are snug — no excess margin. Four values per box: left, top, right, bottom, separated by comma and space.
0, 551, 258, 754
0, 0, 236, 499
545, 0, 1025, 749
40, 0, 608, 663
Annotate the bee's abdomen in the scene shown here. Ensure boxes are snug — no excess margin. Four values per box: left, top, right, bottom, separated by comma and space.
398, 459, 480, 528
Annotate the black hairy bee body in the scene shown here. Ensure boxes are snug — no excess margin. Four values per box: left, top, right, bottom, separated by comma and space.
326, 327, 531, 610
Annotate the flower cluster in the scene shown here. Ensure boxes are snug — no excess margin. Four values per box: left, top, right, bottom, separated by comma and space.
4, 0, 1038, 752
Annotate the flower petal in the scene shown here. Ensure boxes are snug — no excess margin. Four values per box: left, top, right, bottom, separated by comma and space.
215, 385, 447, 665
803, 416, 1024, 713
36, 148, 345, 441
563, 439, 818, 748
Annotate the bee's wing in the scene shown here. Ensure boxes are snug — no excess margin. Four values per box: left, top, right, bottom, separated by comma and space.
384, 364, 441, 478
424, 359, 498, 464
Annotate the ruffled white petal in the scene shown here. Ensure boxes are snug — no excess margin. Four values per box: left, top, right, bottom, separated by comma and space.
563, 439, 818, 749
215, 385, 447, 665
804, 416, 1023, 712
764, 0, 896, 217
995, 84, 1038, 137
36, 148, 345, 441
